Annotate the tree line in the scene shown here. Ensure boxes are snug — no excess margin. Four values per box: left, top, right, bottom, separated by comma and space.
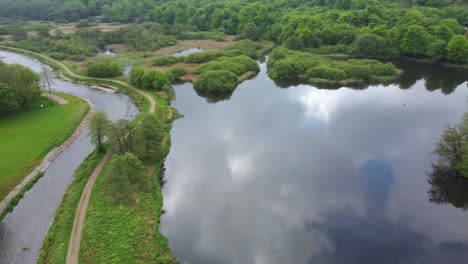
1, 0, 467, 63
0, 61, 42, 115
87, 110, 165, 203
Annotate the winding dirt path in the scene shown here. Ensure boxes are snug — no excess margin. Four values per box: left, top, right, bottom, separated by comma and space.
0, 46, 156, 114
0, 46, 156, 264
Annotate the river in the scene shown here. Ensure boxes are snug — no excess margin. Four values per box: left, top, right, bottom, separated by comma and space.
161, 59, 468, 264
0, 51, 138, 264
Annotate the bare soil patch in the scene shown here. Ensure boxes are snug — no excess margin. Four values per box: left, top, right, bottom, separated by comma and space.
155, 35, 236, 55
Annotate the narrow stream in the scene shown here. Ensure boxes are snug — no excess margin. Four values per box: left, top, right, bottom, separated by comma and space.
0, 51, 138, 264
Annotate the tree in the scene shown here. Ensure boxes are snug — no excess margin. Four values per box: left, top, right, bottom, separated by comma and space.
400, 25, 432, 56
0, 64, 41, 109
106, 152, 145, 203
130, 67, 144, 86
427, 39, 447, 62
434, 123, 467, 169
350, 33, 398, 59
0, 84, 19, 115
446, 35, 468, 62
240, 22, 261, 41
152, 70, 170, 91
110, 152, 145, 185
109, 118, 135, 153
135, 113, 163, 160
88, 110, 111, 152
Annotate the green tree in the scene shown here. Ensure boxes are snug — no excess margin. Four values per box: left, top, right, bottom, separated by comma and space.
350, 33, 398, 59
135, 113, 163, 161
446, 35, 468, 62
88, 110, 111, 152
0, 64, 41, 109
106, 152, 145, 203
0, 84, 19, 115
434, 123, 467, 169
427, 39, 447, 62
240, 22, 261, 41
129, 67, 144, 86
400, 25, 432, 56
109, 119, 136, 153
152, 70, 170, 91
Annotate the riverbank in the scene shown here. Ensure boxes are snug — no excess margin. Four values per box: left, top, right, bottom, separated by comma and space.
5, 48, 181, 263
0, 92, 91, 209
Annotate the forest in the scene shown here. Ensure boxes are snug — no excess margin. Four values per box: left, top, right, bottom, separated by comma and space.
0, 0, 466, 65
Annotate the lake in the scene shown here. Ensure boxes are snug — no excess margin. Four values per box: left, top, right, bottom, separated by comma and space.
161, 59, 468, 264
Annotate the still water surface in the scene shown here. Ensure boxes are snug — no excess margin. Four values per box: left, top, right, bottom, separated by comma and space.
162, 60, 468, 264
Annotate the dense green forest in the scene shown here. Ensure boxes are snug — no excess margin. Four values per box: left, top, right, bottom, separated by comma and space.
0, 0, 467, 64
0, 0, 467, 91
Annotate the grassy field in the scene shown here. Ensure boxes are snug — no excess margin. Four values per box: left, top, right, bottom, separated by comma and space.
0, 93, 89, 200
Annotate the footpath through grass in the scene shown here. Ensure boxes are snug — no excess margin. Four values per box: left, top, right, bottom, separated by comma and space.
0, 93, 89, 201
79, 92, 178, 263
38, 149, 106, 264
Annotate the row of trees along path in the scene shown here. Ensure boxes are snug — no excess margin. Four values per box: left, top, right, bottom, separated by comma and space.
0, 46, 157, 264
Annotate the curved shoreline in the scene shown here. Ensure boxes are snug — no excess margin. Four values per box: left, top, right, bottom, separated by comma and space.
0, 96, 96, 219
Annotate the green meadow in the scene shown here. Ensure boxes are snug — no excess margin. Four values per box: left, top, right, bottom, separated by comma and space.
0, 93, 89, 200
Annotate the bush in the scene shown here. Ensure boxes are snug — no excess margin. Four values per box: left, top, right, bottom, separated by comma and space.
307, 66, 347, 80
152, 56, 182, 66
168, 66, 187, 80
371, 63, 397, 76
184, 50, 229, 63
192, 55, 259, 77
86, 60, 123, 77
226, 39, 262, 58
76, 20, 91, 28
342, 64, 372, 80
142, 70, 170, 90
178, 31, 225, 41
49, 52, 67, 60
194, 70, 238, 92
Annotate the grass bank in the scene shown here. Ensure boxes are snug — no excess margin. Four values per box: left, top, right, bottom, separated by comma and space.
79, 91, 177, 263
0, 92, 89, 201
38, 149, 106, 264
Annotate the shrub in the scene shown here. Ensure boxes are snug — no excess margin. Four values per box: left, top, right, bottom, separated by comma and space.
142, 70, 170, 90
226, 39, 262, 58
49, 52, 67, 60
130, 67, 144, 86
152, 56, 182, 66
86, 60, 122, 78
168, 66, 187, 80
307, 66, 347, 80
342, 64, 372, 80
192, 55, 259, 77
371, 63, 397, 76
194, 70, 238, 92
184, 50, 229, 63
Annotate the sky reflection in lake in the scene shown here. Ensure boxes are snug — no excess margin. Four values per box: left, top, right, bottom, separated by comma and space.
161, 61, 468, 264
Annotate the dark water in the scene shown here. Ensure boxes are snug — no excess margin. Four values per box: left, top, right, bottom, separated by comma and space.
161, 60, 468, 264
0, 51, 138, 264
171, 48, 203, 57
